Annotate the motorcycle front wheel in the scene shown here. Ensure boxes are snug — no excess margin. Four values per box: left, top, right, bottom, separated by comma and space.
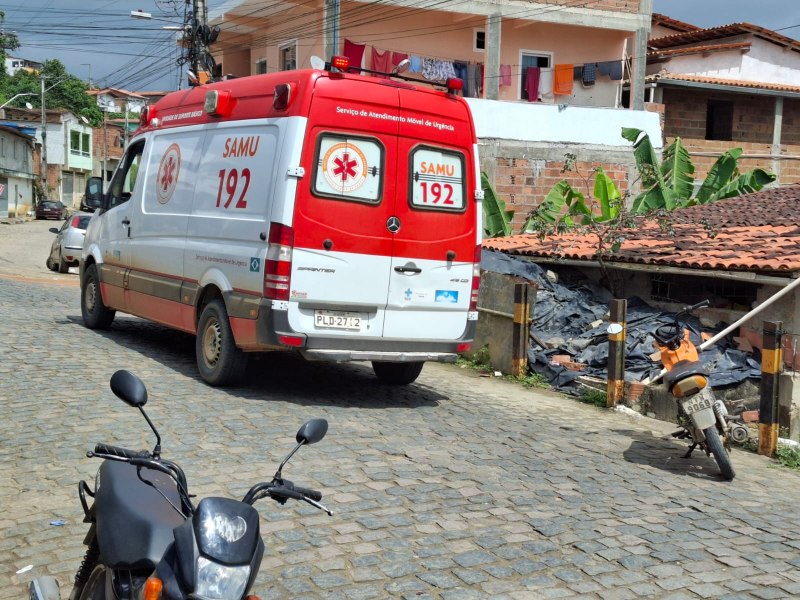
704, 426, 735, 481
72, 565, 106, 600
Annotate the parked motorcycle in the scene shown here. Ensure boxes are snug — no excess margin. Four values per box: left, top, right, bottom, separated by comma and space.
651, 300, 749, 481
30, 370, 331, 600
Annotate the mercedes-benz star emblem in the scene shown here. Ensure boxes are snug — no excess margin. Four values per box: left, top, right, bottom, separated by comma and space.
387, 216, 401, 233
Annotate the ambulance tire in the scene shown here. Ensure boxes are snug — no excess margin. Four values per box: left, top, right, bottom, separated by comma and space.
196, 299, 248, 387
371, 361, 424, 385
81, 263, 115, 329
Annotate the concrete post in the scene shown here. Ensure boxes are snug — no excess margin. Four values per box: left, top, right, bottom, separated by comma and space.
772, 96, 784, 181
324, 0, 341, 61
630, 0, 653, 110
485, 13, 501, 101
759, 321, 782, 456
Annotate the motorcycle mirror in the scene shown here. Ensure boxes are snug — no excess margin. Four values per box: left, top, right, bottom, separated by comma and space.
110, 370, 148, 407
296, 419, 328, 445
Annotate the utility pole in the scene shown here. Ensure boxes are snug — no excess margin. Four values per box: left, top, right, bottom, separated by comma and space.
193, 0, 210, 84
40, 75, 47, 200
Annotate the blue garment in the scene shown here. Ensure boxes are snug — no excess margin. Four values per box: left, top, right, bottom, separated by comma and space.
582, 63, 596, 85
409, 55, 422, 73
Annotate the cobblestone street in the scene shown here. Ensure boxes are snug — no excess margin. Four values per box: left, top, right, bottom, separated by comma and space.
2, 229, 800, 599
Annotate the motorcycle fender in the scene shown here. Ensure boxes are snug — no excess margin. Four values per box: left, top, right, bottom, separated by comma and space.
686, 405, 717, 430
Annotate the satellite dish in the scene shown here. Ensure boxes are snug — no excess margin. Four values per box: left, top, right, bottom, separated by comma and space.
80, 116, 89, 124
392, 58, 411, 75
24, 102, 33, 109
309, 55, 325, 70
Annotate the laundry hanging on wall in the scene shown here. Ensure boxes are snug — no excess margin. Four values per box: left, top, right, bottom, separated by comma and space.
554, 64, 574, 96
343, 39, 366, 71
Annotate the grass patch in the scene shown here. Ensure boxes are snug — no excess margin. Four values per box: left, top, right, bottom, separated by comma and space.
775, 444, 800, 470
579, 389, 608, 408
504, 372, 549, 389
456, 349, 548, 389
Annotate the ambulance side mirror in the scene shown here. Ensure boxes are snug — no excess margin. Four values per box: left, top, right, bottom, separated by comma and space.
85, 177, 105, 210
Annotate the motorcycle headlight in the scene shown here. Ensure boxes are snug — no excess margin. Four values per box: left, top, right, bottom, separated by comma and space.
195, 556, 250, 600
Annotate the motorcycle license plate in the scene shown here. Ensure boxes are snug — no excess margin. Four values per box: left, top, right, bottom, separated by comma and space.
681, 394, 712, 416
314, 310, 361, 331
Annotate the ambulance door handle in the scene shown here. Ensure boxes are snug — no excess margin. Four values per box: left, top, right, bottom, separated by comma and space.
121, 218, 130, 226
394, 265, 421, 274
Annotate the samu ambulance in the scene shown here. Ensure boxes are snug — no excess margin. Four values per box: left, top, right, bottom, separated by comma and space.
80, 56, 483, 387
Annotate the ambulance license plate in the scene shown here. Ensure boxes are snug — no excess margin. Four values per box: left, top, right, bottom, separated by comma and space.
314, 310, 361, 330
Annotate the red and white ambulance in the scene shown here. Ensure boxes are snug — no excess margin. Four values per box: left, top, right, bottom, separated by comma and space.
80, 57, 482, 386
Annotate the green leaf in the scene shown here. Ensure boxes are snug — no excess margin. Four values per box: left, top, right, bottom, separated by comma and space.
592, 168, 621, 222
694, 148, 743, 204
622, 127, 676, 213
660, 137, 695, 203
480, 172, 514, 237
704, 168, 777, 203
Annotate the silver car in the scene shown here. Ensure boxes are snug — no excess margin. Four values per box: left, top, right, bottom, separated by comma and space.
47, 212, 92, 273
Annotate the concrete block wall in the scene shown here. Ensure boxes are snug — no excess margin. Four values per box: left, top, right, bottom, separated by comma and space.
537, 0, 639, 11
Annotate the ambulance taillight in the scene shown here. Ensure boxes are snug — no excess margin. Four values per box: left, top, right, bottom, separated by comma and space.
205, 90, 235, 117
273, 84, 292, 111
446, 78, 463, 95
265, 223, 294, 301
469, 244, 481, 312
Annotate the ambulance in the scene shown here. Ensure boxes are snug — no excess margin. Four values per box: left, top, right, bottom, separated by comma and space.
80, 56, 482, 387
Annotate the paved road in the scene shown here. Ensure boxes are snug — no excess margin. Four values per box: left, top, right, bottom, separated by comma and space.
2, 220, 800, 599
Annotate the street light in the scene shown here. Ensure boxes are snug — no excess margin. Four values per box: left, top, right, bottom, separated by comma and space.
0, 92, 37, 110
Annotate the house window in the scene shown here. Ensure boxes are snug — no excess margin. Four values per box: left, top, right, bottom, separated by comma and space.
255, 58, 267, 75
520, 52, 551, 101
474, 28, 485, 52
279, 42, 297, 71
70, 131, 91, 157
651, 273, 756, 308
706, 100, 733, 141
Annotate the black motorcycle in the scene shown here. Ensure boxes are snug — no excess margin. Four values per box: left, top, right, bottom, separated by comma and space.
30, 370, 331, 600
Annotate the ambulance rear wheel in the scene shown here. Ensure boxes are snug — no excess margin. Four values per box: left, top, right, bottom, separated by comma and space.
372, 361, 424, 385
196, 299, 248, 387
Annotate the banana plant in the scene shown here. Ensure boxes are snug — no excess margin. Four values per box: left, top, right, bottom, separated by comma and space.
621, 128, 775, 213
481, 171, 515, 237
522, 167, 621, 233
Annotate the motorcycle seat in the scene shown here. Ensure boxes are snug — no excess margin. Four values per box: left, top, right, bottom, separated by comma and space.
663, 360, 708, 397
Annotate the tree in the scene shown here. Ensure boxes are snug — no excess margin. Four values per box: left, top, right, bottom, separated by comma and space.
0, 10, 20, 81
0, 59, 103, 125
622, 127, 776, 213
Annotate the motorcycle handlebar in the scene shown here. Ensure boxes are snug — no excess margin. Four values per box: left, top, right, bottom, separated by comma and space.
291, 485, 322, 502
92, 443, 151, 460
682, 299, 711, 314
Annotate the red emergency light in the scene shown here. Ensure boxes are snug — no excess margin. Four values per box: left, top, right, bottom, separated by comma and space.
273, 84, 292, 110
446, 77, 463, 95
330, 55, 350, 72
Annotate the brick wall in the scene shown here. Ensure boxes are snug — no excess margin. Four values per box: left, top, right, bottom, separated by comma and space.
491, 155, 632, 230
93, 125, 124, 162
663, 88, 779, 145
535, 0, 639, 12
783, 99, 800, 146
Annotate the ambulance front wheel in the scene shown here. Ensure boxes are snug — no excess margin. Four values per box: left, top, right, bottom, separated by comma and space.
196, 299, 249, 387
81, 263, 115, 329
372, 361, 424, 385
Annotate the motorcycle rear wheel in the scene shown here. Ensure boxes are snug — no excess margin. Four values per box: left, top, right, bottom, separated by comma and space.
704, 426, 735, 481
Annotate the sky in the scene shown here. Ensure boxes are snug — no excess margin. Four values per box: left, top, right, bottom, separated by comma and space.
2, 0, 800, 93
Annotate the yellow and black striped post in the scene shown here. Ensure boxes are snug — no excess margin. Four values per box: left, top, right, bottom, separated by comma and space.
607, 299, 627, 407
511, 282, 530, 377
759, 320, 783, 456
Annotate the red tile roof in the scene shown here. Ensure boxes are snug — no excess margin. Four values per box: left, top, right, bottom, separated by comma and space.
483, 186, 800, 274
649, 23, 800, 53
648, 42, 751, 60
652, 13, 701, 33
646, 72, 800, 95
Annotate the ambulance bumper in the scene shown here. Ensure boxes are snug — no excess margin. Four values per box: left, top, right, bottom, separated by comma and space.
301, 349, 459, 363
255, 304, 475, 362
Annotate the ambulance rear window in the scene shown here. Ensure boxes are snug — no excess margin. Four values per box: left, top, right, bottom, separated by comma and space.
409, 146, 466, 213
313, 134, 383, 204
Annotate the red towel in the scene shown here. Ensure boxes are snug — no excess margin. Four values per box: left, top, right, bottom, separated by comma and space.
343, 39, 365, 72
525, 67, 540, 102
391, 51, 408, 66
371, 47, 391, 78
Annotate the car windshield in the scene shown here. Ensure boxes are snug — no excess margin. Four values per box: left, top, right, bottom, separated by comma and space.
42, 202, 58, 208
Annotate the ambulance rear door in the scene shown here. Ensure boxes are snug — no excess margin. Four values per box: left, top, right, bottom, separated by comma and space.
382, 89, 478, 340
289, 77, 400, 339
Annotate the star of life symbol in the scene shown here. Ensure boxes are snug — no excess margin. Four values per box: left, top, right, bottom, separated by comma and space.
322, 142, 367, 193
156, 143, 181, 204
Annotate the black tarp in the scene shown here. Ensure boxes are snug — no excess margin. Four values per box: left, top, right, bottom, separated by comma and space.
480, 250, 761, 393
